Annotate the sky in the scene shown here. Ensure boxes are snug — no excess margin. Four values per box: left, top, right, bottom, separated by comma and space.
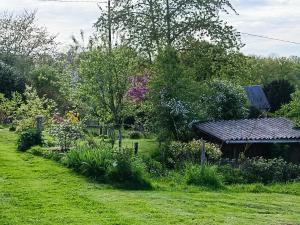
0, 0, 299, 57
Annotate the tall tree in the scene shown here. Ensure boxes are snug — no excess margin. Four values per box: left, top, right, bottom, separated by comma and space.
0, 10, 57, 60
79, 46, 139, 146
96, 0, 241, 59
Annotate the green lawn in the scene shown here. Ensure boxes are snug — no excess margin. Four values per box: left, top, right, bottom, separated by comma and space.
1, 129, 300, 225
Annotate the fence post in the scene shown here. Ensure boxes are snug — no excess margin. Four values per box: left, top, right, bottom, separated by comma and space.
134, 142, 139, 155
201, 140, 206, 166
35, 115, 43, 133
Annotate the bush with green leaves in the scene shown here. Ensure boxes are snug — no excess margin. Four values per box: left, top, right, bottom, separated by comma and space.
159, 140, 222, 169
107, 148, 151, 189
129, 130, 143, 139
201, 80, 249, 120
17, 129, 43, 151
217, 165, 246, 185
277, 90, 300, 127
28, 146, 63, 161
0, 61, 25, 98
63, 143, 151, 189
1, 86, 56, 131
64, 142, 113, 179
184, 164, 223, 189
241, 157, 300, 184
264, 79, 295, 112
49, 119, 82, 151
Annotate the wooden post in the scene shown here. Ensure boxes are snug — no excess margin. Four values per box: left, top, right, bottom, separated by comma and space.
134, 142, 139, 155
201, 140, 206, 166
35, 115, 43, 133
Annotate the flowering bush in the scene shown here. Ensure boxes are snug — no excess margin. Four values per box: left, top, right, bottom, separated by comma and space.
49, 112, 82, 151
127, 69, 150, 103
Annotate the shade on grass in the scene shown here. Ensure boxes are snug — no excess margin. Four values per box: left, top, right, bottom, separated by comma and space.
1, 129, 300, 225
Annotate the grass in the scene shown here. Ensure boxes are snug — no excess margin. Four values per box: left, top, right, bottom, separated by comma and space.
1, 129, 300, 224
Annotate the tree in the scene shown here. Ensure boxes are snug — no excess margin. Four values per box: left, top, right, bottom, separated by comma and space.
179, 39, 248, 82
0, 10, 57, 60
96, 0, 241, 59
0, 61, 25, 98
29, 63, 73, 113
201, 80, 249, 121
277, 90, 300, 127
149, 47, 197, 141
264, 79, 295, 112
79, 46, 139, 145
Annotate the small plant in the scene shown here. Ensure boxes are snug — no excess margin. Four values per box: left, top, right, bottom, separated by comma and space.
184, 164, 223, 189
217, 165, 246, 185
17, 129, 43, 151
49, 112, 82, 151
129, 131, 143, 139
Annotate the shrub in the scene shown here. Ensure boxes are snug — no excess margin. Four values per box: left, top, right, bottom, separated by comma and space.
28, 146, 63, 161
264, 79, 295, 112
241, 157, 300, 184
201, 80, 249, 120
160, 140, 221, 169
17, 129, 43, 151
217, 165, 246, 185
64, 143, 151, 189
143, 156, 165, 177
49, 118, 82, 151
129, 131, 143, 139
64, 142, 113, 179
184, 164, 223, 189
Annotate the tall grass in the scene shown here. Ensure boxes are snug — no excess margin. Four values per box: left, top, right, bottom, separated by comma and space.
63, 142, 152, 189
184, 164, 223, 189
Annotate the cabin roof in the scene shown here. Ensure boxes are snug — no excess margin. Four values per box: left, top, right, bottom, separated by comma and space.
193, 118, 300, 144
244, 85, 270, 110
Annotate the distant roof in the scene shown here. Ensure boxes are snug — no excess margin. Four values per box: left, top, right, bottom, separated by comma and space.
193, 118, 300, 144
244, 85, 270, 110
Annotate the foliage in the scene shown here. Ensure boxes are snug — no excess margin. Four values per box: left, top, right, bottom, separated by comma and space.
245, 56, 300, 87
64, 143, 151, 189
0, 61, 25, 98
28, 146, 63, 161
107, 148, 151, 189
14, 86, 56, 131
0, 10, 57, 59
29, 63, 72, 112
150, 47, 197, 141
17, 128, 43, 151
180, 40, 247, 82
64, 142, 114, 178
79, 46, 140, 146
264, 79, 295, 112
99, 0, 241, 58
277, 90, 300, 126
201, 80, 249, 120
49, 113, 82, 151
241, 157, 300, 184
217, 165, 246, 185
127, 69, 150, 103
159, 140, 221, 169
142, 156, 165, 177
184, 164, 223, 189
0, 92, 23, 126
129, 131, 143, 139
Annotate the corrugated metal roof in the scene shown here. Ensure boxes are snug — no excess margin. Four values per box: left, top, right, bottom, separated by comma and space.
244, 85, 270, 110
194, 118, 300, 144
